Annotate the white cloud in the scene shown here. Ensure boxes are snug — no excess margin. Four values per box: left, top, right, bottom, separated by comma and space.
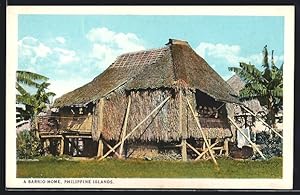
55, 36, 66, 44
35, 43, 52, 58
86, 27, 145, 68
53, 47, 80, 64
19, 36, 52, 61
195, 42, 282, 67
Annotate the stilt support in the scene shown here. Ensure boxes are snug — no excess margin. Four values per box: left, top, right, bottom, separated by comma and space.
228, 116, 266, 160
186, 97, 218, 167
98, 95, 171, 161
97, 138, 104, 157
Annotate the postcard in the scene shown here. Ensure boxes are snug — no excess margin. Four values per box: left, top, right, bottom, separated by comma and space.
6, 5, 295, 190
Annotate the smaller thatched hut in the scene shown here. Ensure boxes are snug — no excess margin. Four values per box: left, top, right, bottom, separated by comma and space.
38, 39, 242, 161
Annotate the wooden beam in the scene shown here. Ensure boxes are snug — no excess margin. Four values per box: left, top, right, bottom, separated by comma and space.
97, 138, 104, 157
228, 116, 266, 160
119, 95, 132, 158
40, 135, 63, 138
240, 105, 283, 139
65, 135, 92, 139
98, 95, 171, 161
186, 97, 218, 166
179, 89, 187, 161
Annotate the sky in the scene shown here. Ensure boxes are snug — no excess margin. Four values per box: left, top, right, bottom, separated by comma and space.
18, 15, 284, 100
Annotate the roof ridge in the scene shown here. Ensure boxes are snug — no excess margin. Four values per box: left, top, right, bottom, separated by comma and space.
116, 46, 169, 58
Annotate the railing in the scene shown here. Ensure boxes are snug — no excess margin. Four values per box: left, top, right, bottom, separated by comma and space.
37, 115, 93, 133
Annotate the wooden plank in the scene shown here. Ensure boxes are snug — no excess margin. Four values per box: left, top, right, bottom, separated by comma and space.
119, 95, 132, 158
40, 135, 63, 138
98, 95, 171, 161
179, 89, 187, 161
228, 116, 266, 160
186, 97, 218, 166
97, 138, 104, 157
241, 105, 283, 139
65, 135, 92, 139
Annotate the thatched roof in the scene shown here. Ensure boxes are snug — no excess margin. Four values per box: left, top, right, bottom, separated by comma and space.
226, 74, 264, 114
54, 39, 239, 108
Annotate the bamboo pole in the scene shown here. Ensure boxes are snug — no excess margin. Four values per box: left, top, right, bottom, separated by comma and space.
228, 116, 266, 160
195, 142, 219, 160
97, 138, 104, 157
102, 139, 121, 158
179, 89, 187, 161
241, 105, 283, 139
224, 138, 229, 156
60, 137, 64, 156
186, 142, 201, 156
119, 95, 132, 158
186, 97, 218, 166
98, 95, 171, 161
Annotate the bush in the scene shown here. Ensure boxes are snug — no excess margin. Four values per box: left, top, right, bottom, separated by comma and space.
253, 131, 282, 159
16, 130, 43, 159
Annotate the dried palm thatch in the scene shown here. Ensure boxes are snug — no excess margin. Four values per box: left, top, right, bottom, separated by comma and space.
227, 74, 264, 114
51, 39, 239, 142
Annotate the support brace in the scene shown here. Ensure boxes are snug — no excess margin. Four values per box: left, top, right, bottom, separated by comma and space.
98, 95, 171, 161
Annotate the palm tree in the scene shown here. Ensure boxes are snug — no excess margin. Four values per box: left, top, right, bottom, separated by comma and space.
228, 46, 283, 127
16, 70, 48, 95
16, 70, 56, 129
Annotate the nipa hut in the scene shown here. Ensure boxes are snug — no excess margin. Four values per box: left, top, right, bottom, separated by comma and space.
38, 39, 244, 161
226, 74, 283, 140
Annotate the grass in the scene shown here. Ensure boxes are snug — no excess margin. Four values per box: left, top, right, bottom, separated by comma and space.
17, 157, 282, 178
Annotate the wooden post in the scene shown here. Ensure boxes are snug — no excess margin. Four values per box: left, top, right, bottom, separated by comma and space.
186, 97, 218, 166
97, 138, 104, 157
98, 98, 105, 137
60, 137, 64, 156
224, 138, 229, 156
228, 116, 266, 160
241, 105, 283, 139
98, 95, 171, 161
119, 95, 132, 158
179, 89, 187, 161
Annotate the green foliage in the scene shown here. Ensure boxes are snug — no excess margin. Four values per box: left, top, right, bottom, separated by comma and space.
17, 158, 282, 178
228, 46, 283, 126
16, 70, 56, 126
16, 70, 48, 89
16, 130, 43, 159
254, 131, 283, 159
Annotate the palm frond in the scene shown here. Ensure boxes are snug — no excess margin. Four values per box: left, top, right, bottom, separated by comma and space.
16, 70, 48, 88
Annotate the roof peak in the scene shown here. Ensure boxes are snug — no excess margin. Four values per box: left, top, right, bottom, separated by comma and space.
165, 38, 190, 46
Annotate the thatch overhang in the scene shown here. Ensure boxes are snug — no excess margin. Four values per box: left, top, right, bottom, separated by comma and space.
53, 39, 240, 108
226, 74, 264, 114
